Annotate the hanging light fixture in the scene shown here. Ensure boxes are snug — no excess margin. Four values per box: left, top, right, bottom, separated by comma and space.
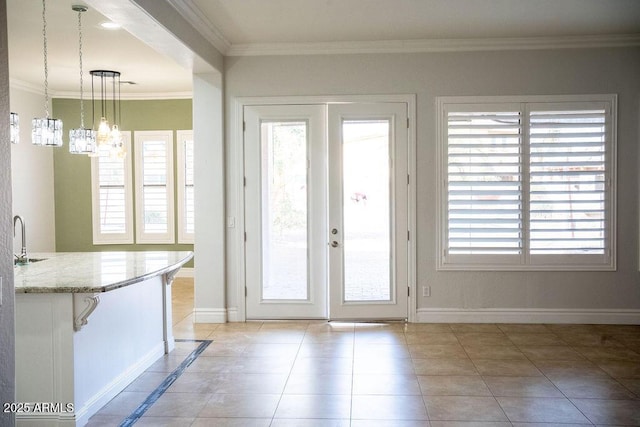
32, 0, 63, 147
10, 112, 19, 144
69, 5, 97, 156
91, 69, 125, 158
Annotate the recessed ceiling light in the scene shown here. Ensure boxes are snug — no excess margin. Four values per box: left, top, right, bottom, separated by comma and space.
100, 21, 121, 30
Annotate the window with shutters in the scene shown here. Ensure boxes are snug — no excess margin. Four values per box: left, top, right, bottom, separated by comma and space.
91, 132, 134, 244
437, 95, 616, 271
134, 131, 175, 244
176, 130, 195, 243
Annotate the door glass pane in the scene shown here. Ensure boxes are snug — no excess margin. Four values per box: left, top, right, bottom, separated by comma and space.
261, 121, 308, 300
342, 120, 391, 301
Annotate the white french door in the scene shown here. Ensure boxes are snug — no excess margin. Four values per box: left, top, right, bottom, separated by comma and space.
244, 102, 408, 320
244, 105, 327, 319
327, 103, 409, 319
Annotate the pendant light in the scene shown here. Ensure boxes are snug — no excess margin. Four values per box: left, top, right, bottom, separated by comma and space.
69, 5, 97, 156
32, 0, 63, 147
10, 112, 19, 144
90, 69, 125, 158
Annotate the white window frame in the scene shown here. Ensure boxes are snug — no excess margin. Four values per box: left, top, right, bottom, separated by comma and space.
437, 94, 617, 271
176, 130, 194, 244
91, 132, 134, 244
134, 130, 175, 244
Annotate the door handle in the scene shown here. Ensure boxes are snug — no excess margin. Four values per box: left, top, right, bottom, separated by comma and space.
331, 241, 339, 248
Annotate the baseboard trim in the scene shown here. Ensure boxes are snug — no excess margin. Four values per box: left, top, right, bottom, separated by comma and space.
416, 308, 640, 324
176, 267, 194, 278
193, 308, 227, 323
227, 307, 239, 322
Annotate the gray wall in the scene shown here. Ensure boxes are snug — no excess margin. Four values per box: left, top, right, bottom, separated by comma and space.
225, 47, 640, 318
0, 0, 16, 423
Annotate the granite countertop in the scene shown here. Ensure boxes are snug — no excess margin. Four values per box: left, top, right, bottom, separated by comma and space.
14, 251, 193, 293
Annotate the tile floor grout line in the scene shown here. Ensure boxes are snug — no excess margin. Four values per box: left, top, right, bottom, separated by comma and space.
269, 323, 308, 426
118, 339, 212, 427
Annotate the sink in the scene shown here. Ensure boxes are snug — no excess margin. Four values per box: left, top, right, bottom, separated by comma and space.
14, 258, 46, 266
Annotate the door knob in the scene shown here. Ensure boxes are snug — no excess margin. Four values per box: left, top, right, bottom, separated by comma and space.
331, 241, 339, 248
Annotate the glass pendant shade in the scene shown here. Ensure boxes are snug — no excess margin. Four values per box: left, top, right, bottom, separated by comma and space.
32, 117, 63, 147
69, 5, 96, 156
69, 128, 97, 155
10, 112, 19, 144
32, 0, 63, 147
96, 117, 110, 145
109, 125, 126, 158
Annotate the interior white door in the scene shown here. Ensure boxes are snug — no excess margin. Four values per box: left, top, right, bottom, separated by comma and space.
327, 103, 409, 320
244, 105, 327, 319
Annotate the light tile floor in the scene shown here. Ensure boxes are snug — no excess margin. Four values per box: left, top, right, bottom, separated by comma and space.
88, 278, 640, 426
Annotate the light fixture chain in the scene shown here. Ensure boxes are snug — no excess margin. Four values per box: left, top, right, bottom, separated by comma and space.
42, 0, 49, 118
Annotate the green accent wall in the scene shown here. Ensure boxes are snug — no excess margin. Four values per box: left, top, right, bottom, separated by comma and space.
52, 98, 194, 267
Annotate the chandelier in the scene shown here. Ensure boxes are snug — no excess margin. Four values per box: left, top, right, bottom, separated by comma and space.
32, 0, 63, 147
69, 5, 97, 156
91, 70, 125, 157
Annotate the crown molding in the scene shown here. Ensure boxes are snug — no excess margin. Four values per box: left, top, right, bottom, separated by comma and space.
10, 78, 44, 95
10, 79, 192, 100
52, 90, 193, 100
227, 33, 640, 57
165, 0, 231, 55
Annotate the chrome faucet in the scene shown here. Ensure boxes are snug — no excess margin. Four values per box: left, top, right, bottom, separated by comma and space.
13, 215, 27, 262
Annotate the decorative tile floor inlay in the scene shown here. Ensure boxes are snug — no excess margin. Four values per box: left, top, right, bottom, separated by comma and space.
119, 339, 212, 427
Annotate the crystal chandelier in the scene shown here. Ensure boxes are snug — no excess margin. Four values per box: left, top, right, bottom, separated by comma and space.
91, 69, 125, 157
69, 5, 97, 156
10, 112, 19, 144
32, 0, 63, 147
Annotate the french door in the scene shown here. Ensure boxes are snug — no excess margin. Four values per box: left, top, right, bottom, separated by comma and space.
244, 102, 408, 320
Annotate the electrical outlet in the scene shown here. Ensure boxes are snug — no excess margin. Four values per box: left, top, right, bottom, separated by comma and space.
423, 286, 431, 297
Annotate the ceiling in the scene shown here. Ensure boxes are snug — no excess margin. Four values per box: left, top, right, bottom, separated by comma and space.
7, 0, 640, 97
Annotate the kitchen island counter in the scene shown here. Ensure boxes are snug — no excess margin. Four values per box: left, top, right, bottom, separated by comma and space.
14, 251, 192, 427
14, 251, 192, 293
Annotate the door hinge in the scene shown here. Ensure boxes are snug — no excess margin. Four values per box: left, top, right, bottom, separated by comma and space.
408, 230, 410, 241
243, 176, 247, 187
406, 118, 410, 129
244, 232, 247, 242
243, 121, 246, 132
408, 287, 410, 297
245, 286, 247, 296
407, 174, 410, 185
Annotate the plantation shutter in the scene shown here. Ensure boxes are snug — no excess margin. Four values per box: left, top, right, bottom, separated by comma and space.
184, 139, 195, 234
176, 130, 195, 243
98, 154, 127, 234
91, 132, 133, 244
439, 96, 615, 270
446, 108, 523, 261
135, 131, 175, 244
528, 104, 609, 259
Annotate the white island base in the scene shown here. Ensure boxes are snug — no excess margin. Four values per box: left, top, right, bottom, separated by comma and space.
14, 252, 192, 426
